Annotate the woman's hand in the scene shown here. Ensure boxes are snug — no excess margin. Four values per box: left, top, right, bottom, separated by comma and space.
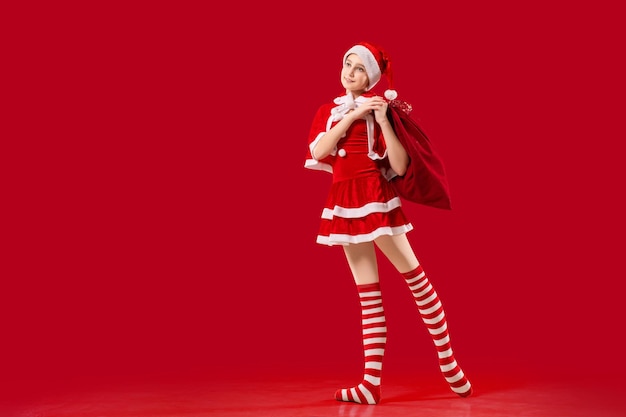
349, 96, 389, 124
371, 97, 389, 125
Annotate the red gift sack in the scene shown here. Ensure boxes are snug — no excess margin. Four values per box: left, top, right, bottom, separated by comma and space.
386, 102, 452, 210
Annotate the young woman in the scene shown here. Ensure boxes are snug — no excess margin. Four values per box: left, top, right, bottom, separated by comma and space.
304, 42, 472, 405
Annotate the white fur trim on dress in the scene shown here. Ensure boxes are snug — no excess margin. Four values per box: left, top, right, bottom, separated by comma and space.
316, 224, 414, 246
321, 196, 402, 219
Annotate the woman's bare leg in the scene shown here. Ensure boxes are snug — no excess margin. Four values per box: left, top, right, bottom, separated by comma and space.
372, 233, 418, 273
342, 241, 380, 285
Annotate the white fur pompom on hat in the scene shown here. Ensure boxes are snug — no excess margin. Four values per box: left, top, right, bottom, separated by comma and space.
343, 42, 398, 99
384, 90, 398, 100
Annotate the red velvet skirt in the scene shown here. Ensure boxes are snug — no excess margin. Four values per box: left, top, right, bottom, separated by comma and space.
317, 173, 413, 246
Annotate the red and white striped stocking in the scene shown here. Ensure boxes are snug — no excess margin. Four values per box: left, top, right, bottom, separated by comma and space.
335, 282, 386, 404
403, 265, 473, 397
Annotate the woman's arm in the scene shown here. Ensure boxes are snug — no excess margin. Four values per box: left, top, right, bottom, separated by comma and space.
375, 103, 409, 176
311, 112, 357, 160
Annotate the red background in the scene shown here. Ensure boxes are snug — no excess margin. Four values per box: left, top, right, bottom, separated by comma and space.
2, 0, 625, 398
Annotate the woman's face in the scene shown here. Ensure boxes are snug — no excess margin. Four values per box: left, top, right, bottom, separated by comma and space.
341, 53, 369, 95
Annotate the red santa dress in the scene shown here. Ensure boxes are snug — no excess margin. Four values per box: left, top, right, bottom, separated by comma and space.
305, 92, 413, 246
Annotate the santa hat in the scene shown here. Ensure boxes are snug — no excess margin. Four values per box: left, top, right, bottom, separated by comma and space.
343, 42, 398, 100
